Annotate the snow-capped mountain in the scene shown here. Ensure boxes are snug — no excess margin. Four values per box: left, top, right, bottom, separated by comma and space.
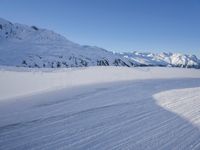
0, 18, 200, 68
122, 52, 200, 68
0, 18, 136, 68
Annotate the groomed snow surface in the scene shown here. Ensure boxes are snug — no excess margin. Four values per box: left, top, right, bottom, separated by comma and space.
0, 66, 200, 149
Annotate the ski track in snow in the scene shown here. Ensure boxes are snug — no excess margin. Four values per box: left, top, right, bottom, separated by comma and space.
1, 79, 200, 149
0, 68, 200, 149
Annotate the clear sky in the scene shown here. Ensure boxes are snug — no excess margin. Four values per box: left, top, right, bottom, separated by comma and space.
0, 0, 200, 56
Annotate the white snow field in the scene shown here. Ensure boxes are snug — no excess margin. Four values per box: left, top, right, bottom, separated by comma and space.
0, 66, 200, 149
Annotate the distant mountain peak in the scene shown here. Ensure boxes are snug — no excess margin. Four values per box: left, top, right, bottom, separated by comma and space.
121, 51, 200, 68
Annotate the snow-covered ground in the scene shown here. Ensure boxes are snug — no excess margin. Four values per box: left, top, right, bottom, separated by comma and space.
1, 66, 200, 101
0, 67, 200, 149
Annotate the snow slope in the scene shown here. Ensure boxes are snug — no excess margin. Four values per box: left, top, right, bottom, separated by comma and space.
1, 66, 200, 100
0, 67, 200, 149
1, 17, 200, 68
154, 87, 200, 128
0, 18, 135, 68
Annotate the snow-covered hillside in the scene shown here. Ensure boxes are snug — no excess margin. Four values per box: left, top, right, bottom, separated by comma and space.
0, 17, 200, 68
0, 18, 135, 68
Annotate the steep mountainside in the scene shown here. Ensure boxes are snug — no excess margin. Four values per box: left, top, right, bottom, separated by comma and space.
0, 18, 200, 68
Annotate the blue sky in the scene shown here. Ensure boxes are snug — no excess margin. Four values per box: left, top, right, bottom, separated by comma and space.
0, 0, 200, 56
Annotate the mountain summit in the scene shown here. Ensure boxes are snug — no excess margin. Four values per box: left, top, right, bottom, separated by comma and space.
0, 18, 200, 68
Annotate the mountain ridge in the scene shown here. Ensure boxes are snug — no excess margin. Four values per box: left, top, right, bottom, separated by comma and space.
0, 18, 200, 69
